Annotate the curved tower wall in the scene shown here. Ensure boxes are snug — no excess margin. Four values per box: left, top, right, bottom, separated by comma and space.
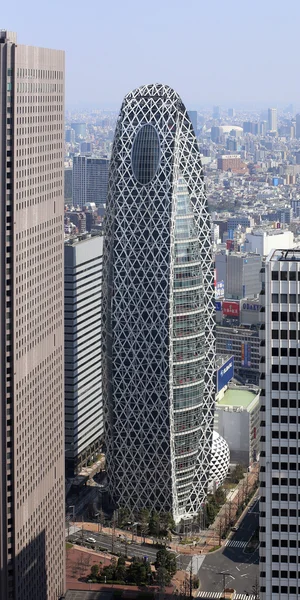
103, 84, 215, 523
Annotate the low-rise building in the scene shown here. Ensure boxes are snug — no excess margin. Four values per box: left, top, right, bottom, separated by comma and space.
214, 385, 260, 467
216, 325, 260, 385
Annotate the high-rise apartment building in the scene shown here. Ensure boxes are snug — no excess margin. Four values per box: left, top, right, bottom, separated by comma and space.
64, 234, 103, 476
103, 84, 215, 523
268, 107, 277, 132
73, 155, 109, 208
260, 249, 300, 600
0, 30, 65, 599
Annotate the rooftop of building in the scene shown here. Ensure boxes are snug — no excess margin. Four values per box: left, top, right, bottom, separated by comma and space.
269, 248, 300, 262
217, 387, 258, 409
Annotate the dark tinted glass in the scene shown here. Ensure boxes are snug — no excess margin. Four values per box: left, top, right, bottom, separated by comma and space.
131, 124, 160, 184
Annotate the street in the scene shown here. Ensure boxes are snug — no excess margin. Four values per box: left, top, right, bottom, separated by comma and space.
197, 499, 259, 598
68, 529, 165, 562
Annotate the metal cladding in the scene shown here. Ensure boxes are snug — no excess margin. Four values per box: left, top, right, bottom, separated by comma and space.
103, 83, 215, 523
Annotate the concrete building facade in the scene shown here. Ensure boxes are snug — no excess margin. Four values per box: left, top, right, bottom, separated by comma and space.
64, 234, 103, 475
260, 249, 300, 600
73, 155, 109, 209
0, 30, 65, 599
226, 252, 262, 299
216, 325, 259, 385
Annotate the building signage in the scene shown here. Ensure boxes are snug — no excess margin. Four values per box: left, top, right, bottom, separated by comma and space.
242, 302, 260, 311
223, 301, 240, 318
217, 356, 234, 393
215, 301, 222, 312
215, 281, 225, 300
241, 342, 251, 367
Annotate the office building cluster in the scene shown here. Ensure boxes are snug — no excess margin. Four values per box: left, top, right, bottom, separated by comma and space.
4, 22, 300, 600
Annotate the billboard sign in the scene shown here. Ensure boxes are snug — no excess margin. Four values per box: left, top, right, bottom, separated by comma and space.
242, 302, 260, 312
215, 301, 222, 312
241, 342, 251, 367
223, 301, 240, 318
215, 281, 225, 300
217, 356, 234, 393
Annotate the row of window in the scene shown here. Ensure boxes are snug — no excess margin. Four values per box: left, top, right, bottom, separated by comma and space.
272, 364, 300, 374
271, 523, 300, 532
272, 329, 300, 339
269, 398, 300, 408
271, 415, 300, 424
272, 430, 300, 439
272, 311, 300, 321
271, 382, 300, 391
272, 347, 300, 356
272, 293, 299, 302
260, 505, 300, 517
272, 493, 300, 501
271, 270, 299, 280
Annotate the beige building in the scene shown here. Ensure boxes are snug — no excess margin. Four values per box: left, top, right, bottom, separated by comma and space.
0, 31, 65, 599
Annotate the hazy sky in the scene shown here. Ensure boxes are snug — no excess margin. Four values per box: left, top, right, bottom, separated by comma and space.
2, 0, 300, 109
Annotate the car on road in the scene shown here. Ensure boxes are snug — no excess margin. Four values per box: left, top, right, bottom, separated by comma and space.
86, 537, 96, 543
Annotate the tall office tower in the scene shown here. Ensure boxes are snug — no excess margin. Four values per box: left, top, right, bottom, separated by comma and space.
259, 249, 300, 600
70, 122, 86, 140
295, 113, 300, 139
188, 110, 198, 136
103, 84, 215, 523
73, 155, 109, 208
0, 30, 65, 599
268, 107, 277, 132
65, 235, 103, 476
213, 105, 220, 119
64, 167, 73, 204
228, 108, 235, 118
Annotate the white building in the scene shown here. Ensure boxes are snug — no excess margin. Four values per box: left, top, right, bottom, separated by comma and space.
260, 249, 300, 600
214, 386, 260, 467
245, 229, 294, 256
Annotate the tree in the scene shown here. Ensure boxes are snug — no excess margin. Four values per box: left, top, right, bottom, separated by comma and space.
90, 564, 100, 579
230, 464, 245, 484
118, 506, 130, 527
156, 566, 171, 588
214, 487, 226, 506
160, 512, 175, 533
149, 510, 160, 537
155, 548, 177, 578
139, 508, 150, 541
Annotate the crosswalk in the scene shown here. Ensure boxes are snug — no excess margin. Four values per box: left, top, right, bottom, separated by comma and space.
197, 593, 255, 599
224, 539, 247, 548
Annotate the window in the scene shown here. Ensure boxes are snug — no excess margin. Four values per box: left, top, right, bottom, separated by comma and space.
272, 271, 279, 280
280, 293, 288, 302
280, 271, 288, 281
272, 311, 279, 321
272, 329, 279, 339
281, 330, 288, 339
272, 293, 279, 302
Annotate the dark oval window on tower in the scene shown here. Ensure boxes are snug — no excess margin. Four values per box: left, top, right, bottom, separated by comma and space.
131, 124, 160, 184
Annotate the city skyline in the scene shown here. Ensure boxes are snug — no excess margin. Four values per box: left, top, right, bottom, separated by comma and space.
2, 0, 300, 108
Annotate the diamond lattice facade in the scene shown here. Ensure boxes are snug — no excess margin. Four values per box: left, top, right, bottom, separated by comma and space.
103, 84, 215, 523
